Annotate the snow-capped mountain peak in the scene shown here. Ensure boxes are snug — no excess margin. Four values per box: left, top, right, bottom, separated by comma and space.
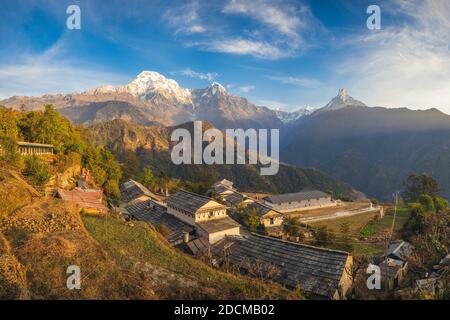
275, 106, 316, 124
321, 89, 366, 111
337, 88, 350, 101
123, 71, 192, 103
85, 70, 192, 104
207, 82, 226, 95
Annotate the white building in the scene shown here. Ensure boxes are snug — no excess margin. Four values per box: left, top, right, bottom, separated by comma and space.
166, 190, 240, 244
263, 190, 336, 213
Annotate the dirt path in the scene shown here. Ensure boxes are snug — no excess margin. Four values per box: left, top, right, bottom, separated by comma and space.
299, 206, 381, 223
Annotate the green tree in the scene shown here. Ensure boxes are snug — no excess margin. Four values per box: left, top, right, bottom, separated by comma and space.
418, 194, 435, 212
233, 206, 263, 233
23, 156, 51, 187
121, 150, 140, 180
18, 105, 86, 154
339, 222, 352, 252
90, 165, 107, 187
407, 203, 427, 234
404, 174, 440, 202
0, 136, 22, 168
247, 210, 262, 233
193, 166, 218, 194
99, 148, 122, 182
0, 107, 19, 138
139, 167, 155, 189
104, 179, 120, 204
433, 196, 449, 213
314, 226, 335, 247
283, 217, 301, 237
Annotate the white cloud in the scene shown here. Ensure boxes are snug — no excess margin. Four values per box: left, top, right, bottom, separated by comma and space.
0, 42, 128, 99
336, 0, 450, 112
163, 1, 206, 35
192, 38, 286, 59
237, 85, 255, 93
173, 68, 218, 81
266, 75, 321, 88
223, 0, 301, 38
165, 0, 322, 59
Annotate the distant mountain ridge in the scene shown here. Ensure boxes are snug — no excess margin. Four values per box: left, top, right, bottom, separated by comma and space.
3, 72, 450, 200
282, 90, 450, 199
0, 71, 293, 130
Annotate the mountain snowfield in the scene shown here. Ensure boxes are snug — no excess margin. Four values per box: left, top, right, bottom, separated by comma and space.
0, 70, 337, 128
86, 71, 193, 105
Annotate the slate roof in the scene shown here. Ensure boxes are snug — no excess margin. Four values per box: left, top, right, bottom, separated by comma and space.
215, 185, 233, 194
125, 199, 195, 245
177, 238, 210, 256
166, 190, 226, 215
18, 141, 54, 148
197, 216, 240, 234
211, 234, 350, 298
385, 241, 414, 262
247, 201, 282, 218
224, 192, 247, 206
120, 179, 161, 203
264, 190, 330, 205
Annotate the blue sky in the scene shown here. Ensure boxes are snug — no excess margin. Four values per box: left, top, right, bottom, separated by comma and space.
1, 0, 449, 113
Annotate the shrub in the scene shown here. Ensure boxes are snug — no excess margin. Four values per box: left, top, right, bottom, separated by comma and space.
358, 222, 378, 239
418, 194, 435, 212
23, 156, 51, 187
104, 179, 120, 204
433, 196, 449, 213
0, 136, 22, 168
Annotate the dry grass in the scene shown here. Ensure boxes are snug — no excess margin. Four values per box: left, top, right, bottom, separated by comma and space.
1, 195, 156, 299
0, 168, 296, 300
310, 211, 379, 234
0, 169, 40, 219
0, 231, 30, 299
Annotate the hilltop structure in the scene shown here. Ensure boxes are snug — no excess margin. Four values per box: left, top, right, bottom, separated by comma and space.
0, 141, 54, 156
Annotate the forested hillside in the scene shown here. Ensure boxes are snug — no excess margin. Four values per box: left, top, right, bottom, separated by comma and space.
89, 119, 359, 199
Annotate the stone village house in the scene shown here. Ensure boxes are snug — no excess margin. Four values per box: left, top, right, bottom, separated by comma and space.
166, 190, 241, 244
264, 190, 337, 213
